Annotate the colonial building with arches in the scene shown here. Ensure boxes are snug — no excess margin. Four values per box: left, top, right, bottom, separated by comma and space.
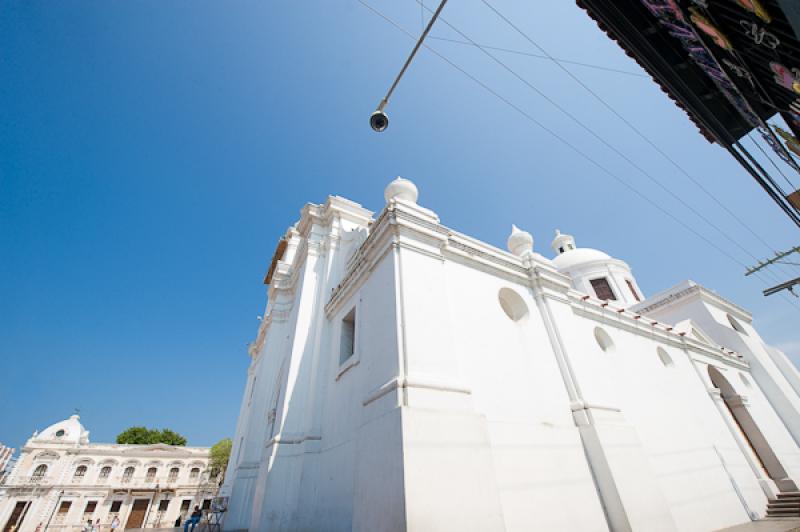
222, 177, 800, 532
0, 415, 218, 531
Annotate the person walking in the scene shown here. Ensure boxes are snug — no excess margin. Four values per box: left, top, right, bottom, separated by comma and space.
110, 515, 120, 532
183, 505, 202, 532
82, 519, 94, 532
94, 517, 101, 531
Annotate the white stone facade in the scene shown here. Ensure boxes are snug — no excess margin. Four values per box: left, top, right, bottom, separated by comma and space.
0, 416, 218, 531
222, 177, 800, 532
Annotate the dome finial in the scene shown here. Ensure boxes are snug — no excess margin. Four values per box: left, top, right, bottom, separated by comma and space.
508, 225, 534, 257
384, 176, 418, 204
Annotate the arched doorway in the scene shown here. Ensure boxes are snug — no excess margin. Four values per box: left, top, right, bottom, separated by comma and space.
709, 366, 797, 492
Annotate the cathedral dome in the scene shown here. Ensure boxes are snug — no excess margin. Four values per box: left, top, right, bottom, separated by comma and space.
548, 230, 643, 306
34, 414, 89, 444
551, 247, 612, 271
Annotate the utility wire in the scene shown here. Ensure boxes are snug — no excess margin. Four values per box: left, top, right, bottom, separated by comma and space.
423, 0, 800, 294
418, 3, 780, 269
746, 132, 796, 191
357, 0, 800, 315
469, 0, 798, 281
429, 36, 648, 78
454, 0, 789, 260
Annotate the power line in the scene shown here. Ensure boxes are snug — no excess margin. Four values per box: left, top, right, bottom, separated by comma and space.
470, 0, 790, 258
473, 0, 799, 281
356, 0, 800, 316
417, 1, 785, 273
428, 36, 648, 78
746, 132, 796, 192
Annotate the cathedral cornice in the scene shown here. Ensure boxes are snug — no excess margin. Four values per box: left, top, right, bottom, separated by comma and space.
570, 293, 748, 369
632, 281, 752, 322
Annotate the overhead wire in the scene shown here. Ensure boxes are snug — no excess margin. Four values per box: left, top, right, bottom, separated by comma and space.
428, 36, 648, 78
472, 0, 800, 283
746, 132, 796, 192
357, 0, 800, 312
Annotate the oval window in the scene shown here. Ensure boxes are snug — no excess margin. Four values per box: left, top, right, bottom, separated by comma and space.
498, 288, 529, 322
594, 327, 615, 353
656, 347, 674, 367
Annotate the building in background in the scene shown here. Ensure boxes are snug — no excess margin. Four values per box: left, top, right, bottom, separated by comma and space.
0, 415, 219, 532
222, 177, 800, 532
0, 445, 15, 484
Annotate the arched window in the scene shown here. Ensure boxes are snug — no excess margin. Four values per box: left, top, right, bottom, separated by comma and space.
594, 327, 615, 353
98, 466, 112, 483
189, 467, 200, 480
656, 347, 674, 367
146, 467, 157, 482
727, 314, 748, 335
73, 465, 87, 482
31, 464, 47, 481
122, 467, 135, 483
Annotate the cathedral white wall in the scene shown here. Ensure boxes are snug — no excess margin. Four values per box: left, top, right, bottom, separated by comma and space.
645, 296, 800, 453
439, 260, 608, 532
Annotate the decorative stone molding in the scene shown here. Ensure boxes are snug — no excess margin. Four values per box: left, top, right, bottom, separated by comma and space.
632, 281, 752, 322
362, 376, 472, 407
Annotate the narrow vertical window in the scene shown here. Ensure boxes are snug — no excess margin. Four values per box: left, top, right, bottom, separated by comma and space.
340, 308, 356, 364
626, 280, 641, 302
590, 278, 616, 301
248, 376, 257, 405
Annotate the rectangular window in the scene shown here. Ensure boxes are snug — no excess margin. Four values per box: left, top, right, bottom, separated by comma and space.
158, 500, 170, 512
84, 501, 97, 515
626, 280, 641, 302
590, 278, 616, 301
110, 501, 122, 513
180, 500, 192, 512
54, 501, 72, 524
339, 308, 356, 364
202, 499, 212, 510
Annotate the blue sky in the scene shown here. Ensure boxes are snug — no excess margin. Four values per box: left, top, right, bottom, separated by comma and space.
1, 1, 798, 451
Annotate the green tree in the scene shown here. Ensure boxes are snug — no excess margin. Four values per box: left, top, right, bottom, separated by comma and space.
116, 426, 187, 446
210, 438, 232, 482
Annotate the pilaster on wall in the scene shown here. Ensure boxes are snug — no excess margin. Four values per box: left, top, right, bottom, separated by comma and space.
525, 258, 677, 532
380, 198, 506, 531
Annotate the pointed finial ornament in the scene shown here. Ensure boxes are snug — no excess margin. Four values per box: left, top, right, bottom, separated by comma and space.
507, 224, 534, 257
384, 176, 419, 204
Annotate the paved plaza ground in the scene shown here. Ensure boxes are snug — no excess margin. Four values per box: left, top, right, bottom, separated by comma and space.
716, 518, 800, 532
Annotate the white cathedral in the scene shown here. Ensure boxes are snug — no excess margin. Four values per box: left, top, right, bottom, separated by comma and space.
222, 177, 800, 532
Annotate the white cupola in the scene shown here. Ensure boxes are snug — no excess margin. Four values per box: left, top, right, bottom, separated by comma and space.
551, 229, 576, 255
549, 230, 644, 307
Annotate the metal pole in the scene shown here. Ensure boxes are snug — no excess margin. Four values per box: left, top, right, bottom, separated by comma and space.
43, 490, 63, 532
369, 0, 448, 131
378, 0, 448, 110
